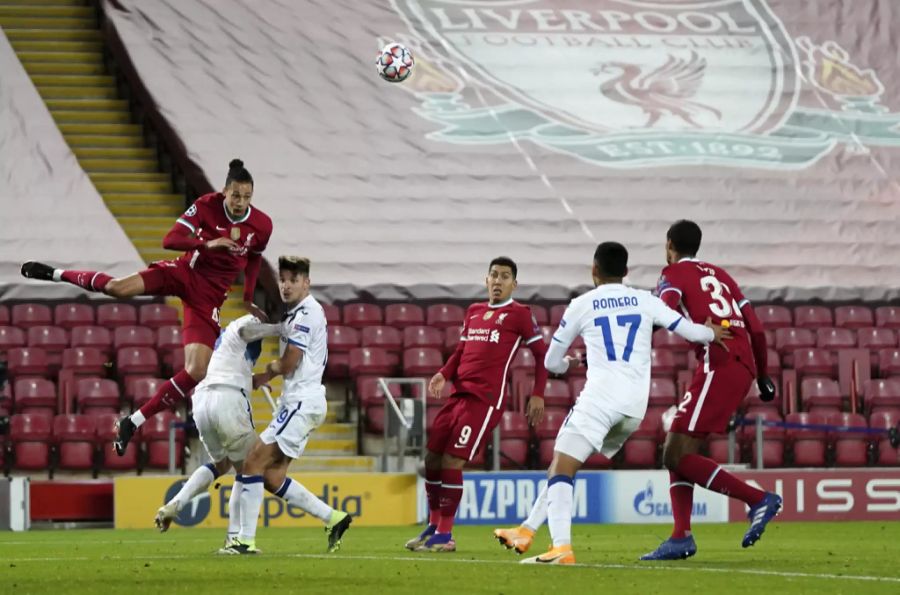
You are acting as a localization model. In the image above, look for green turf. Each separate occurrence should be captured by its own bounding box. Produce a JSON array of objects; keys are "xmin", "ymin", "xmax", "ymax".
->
[{"xmin": 1, "ymin": 522, "xmax": 898, "ymax": 594}]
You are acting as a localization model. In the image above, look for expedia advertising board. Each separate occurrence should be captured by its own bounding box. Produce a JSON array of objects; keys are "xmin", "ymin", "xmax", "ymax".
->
[
  {"xmin": 114, "ymin": 473, "xmax": 417, "ymax": 529},
  {"xmin": 447, "ymin": 471, "xmax": 728, "ymax": 525}
]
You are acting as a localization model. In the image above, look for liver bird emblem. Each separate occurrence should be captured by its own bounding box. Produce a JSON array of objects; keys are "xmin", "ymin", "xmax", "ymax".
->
[{"xmin": 593, "ymin": 51, "xmax": 721, "ymax": 128}]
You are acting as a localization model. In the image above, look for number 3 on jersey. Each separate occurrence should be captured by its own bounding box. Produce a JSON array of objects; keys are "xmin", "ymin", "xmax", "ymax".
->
[
  {"xmin": 594, "ymin": 314, "xmax": 641, "ymax": 362},
  {"xmin": 700, "ymin": 275, "xmax": 741, "ymax": 319}
]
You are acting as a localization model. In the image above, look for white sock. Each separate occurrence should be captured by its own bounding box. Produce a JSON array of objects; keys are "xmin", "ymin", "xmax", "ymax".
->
[
  {"xmin": 275, "ymin": 477, "xmax": 333, "ymax": 523},
  {"xmin": 547, "ymin": 476, "xmax": 574, "ymax": 548},
  {"xmin": 238, "ymin": 475, "xmax": 264, "ymax": 542},
  {"xmin": 523, "ymin": 484, "xmax": 548, "ymax": 532},
  {"xmin": 130, "ymin": 410, "xmax": 146, "ymax": 428},
  {"xmin": 169, "ymin": 464, "xmax": 216, "ymax": 510},
  {"xmin": 228, "ymin": 477, "xmax": 242, "ymax": 539},
  {"xmin": 52, "ymin": 269, "xmax": 63, "ymax": 282}
]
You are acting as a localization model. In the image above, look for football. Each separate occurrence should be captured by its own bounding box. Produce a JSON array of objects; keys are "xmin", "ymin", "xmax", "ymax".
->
[{"xmin": 376, "ymin": 42, "xmax": 414, "ymax": 83}]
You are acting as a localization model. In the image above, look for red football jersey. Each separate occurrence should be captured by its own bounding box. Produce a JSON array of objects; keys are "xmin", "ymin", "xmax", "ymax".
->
[
  {"xmin": 175, "ymin": 193, "xmax": 272, "ymax": 294},
  {"xmin": 657, "ymin": 259, "xmax": 755, "ymax": 374},
  {"xmin": 441, "ymin": 300, "xmax": 542, "ymax": 408}
]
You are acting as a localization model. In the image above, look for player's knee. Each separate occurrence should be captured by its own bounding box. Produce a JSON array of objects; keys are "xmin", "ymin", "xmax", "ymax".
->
[
  {"xmin": 184, "ymin": 359, "xmax": 208, "ymax": 381},
  {"xmin": 441, "ymin": 453, "xmax": 466, "ymax": 469},
  {"xmin": 104, "ymin": 278, "xmax": 126, "ymax": 298}
]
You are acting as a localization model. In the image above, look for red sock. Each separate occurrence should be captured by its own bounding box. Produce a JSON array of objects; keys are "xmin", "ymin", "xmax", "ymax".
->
[
  {"xmin": 135, "ymin": 369, "xmax": 198, "ymax": 425},
  {"xmin": 436, "ymin": 468, "xmax": 463, "ymax": 534},
  {"xmin": 669, "ymin": 471, "xmax": 694, "ymax": 539},
  {"xmin": 60, "ymin": 270, "xmax": 112, "ymax": 293},
  {"xmin": 425, "ymin": 467, "xmax": 442, "ymax": 526},
  {"xmin": 676, "ymin": 453, "xmax": 766, "ymax": 506}
]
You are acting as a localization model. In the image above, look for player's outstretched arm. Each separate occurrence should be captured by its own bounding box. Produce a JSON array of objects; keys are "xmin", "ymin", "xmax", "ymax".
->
[
  {"xmin": 429, "ymin": 339, "xmax": 464, "ymax": 398},
  {"xmin": 253, "ymin": 344, "xmax": 302, "ymax": 388},
  {"xmin": 525, "ymin": 337, "xmax": 549, "ymax": 426},
  {"xmin": 242, "ymin": 253, "xmax": 267, "ymax": 322},
  {"xmin": 740, "ymin": 302, "xmax": 776, "ymax": 401},
  {"xmin": 238, "ymin": 321, "xmax": 281, "ymax": 342},
  {"xmin": 161, "ymin": 220, "xmax": 238, "ymax": 253}
]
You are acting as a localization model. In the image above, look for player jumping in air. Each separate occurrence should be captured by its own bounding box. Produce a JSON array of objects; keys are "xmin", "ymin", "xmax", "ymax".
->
[
  {"xmin": 226, "ymin": 257, "xmax": 351, "ymax": 555},
  {"xmin": 641, "ymin": 220, "xmax": 780, "ymax": 561},
  {"xmin": 502, "ymin": 242, "xmax": 728, "ymax": 565},
  {"xmin": 20, "ymin": 159, "xmax": 272, "ymax": 456},
  {"xmin": 405, "ymin": 257, "xmax": 549, "ymax": 553}
]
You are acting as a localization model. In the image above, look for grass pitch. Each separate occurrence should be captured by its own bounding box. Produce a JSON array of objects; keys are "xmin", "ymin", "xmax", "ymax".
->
[{"xmin": 2, "ymin": 522, "xmax": 898, "ymax": 594}]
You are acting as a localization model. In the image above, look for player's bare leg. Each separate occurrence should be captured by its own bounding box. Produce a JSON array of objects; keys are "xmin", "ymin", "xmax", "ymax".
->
[
  {"xmin": 115, "ymin": 343, "xmax": 212, "ymax": 455},
  {"xmin": 406, "ymin": 449, "xmax": 444, "ymax": 550},
  {"xmin": 522, "ymin": 453, "xmax": 579, "ymax": 565},
  {"xmin": 415, "ymin": 452, "xmax": 465, "ymax": 552}
]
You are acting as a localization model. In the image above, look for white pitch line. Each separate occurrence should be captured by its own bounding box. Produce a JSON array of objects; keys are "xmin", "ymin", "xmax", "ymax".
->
[{"xmin": 6, "ymin": 551, "xmax": 900, "ymax": 584}]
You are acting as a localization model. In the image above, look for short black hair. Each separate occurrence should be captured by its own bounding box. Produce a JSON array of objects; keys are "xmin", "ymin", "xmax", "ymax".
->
[
  {"xmin": 225, "ymin": 158, "xmax": 254, "ymax": 187},
  {"xmin": 278, "ymin": 256, "xmax": 310, "ymax": 277},
  {"xmin": 593, "ymin": 242, "xmax": 628, "ymax": 277},
  {"xmin": 667, "ymin": 220, "xmax": 702, "ymax": 256},
  {"xmin": 489, "ymin": 256, "xmax": 517, "ymax": 279}
]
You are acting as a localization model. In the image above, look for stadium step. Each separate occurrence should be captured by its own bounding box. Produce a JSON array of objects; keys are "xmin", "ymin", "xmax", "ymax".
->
[
  {"xmin": 16, "ymin": 51, "xmax": 102, "ymax": 63},
  {"xmin": 73, "ymin": 147, "xmax": 155, "ymax": 159},
  {"xmin": 30, "ymin": 74, "xmax": 114, "ymax": 87},
  {"xmin": 9, "ymin": 39, "xmax": 103, "ymax": 53},
  {"xmin": 0, "ymin": 17, "xmax": 95, "ymax": 29},
  {"xmin": 46, "ymin": 98, "xmax": 129, "ymax": 112},
  {"xmin": 92, "ymin": 180, "xmax": 171, "ymax": 194},
  {"xmin": 102, "ymin": 192, "xmax": 183, "ymax": 205},
  {"xmin": 36, "ymin": 85, "xmax": 117, "ymax": 99},
  {"xmin": 1, "ymin": 0, "xmax": 87, "ymax": 5},
  {"xmin": 289, "ymin": 456, "xmax": 377, "ymax": 473},
  {"xmin": 78, "ymin": 158, "xmax": 158, "ymax": 172},
  {"xmin": 58, "ymin": 123, "xmax": 142, "ymax": 135},
  {"xmin": 63, "ymin": 135, "xmax": 144, "ymax": 148},
  {"xmin": 0, "ymin": 6, "xmax": 94, "ymax": 18},
  {"xmin": 23, "ymin": 62, "xmax": 105, "ymax": 75},
  {"xmin": 107, "ymin": 203, "xmax": 183, "ymax": 218},
  {"xmin": 3, "ymin": 28, "xmax": 100, "ymax": 41},
  {"xmin": 51, "ymin": 110, "xmax": 131, "ymax": 124}
]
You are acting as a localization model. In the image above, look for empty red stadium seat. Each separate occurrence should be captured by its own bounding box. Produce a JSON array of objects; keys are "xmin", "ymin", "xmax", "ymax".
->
[
  {"xmin": 869, "ymin": 410, "xmax": 900, "ymax": 466},
  {"xmin": 139, "ymin": 304, "xmax": 180, "ymax": 329},
  {"xmin": 116, "ymin": 347, "xmax": 160, "ymax": 380},
  {"xmin": 534, "ymin": 409, "xmax": 567, "ymax": 440},
  {"xmin": 325, "ymin": 352, "xmax": 349, "ymax": 379},
  {"xmin": 537, "ymin": 379, "xmax": 571, "ymax": 410},
  {"xmin": 649, "ymin": 378, "xmax": 677, "ymax": 407},
  {"xmin": 444, "ymin": 326, "xmax": 463, "ymax": 355},
  {"xmin": 384, "ymin": 304, "xmax": 425, "ymax": 328},
  {"xmin": 530, "ymin": 305, "xmax": 549, "ymax": 326},
  {"xmin": 113, "ymin": 326, "xmax": 156, "ymax": 351},
  {"xmin": 321, "ymin": 303, "xmax": 341, "ymax": 325},
  {"xmin": 0, "ymin": 305, "xmax": 8, "ymax": 325},
  {"xmin": 650, "ymin": 349, "xmax": 677, "ymax": 378},
  {"xmin": 402, "ymin": 326, "xmax": 443, "ymax": 351},
  {"xmin": 93, "ymin": 412, "xmax": 138, "ymax": 470},
  {"xmin": 537, "ymin": 440, "xmax": 556, "ymax": 467},
  {"xmin": 127, "ymin": 377, "xmax": 166, "ymax": 409},
  {"xmin": 499, "ymin": 411, "xmax": 530, "ymax": 439},
  {"xmin": 549, "ymin": 305, "xmax": 567, "ymax": 327},
  {"xmin": 879, "ymin": 349, "xmax": 900, "ymax": 378},
  {"xmin": 166, "ymin": 347, "xmax": 185, "ymax": 377},
  {"xmin": 793, "ymin": 349, "xmax": 836, "ymax": 380},
  {"xmin": 801, "ymin": 377, "xmax": 842, "ymax": 411},
  {"xmin": 356, "ymin": 377, "xmax": 405, "ymax": 406},
  {"xmin": 707, "ymin": 437, "xmax": 740, "ymax": 464},
  {"xmin": 27, "ymin": 326, "xmax": 68, "ymax": 371},
  {"xmin": 328, "ymin": 326, "xmax": 360, "ymax": 353},
  {"xmin": 875, "ymin": 306, "xmax": 900, "ymax": 330},
  {"xmin": 857, "ymin": 328, "xmax": 896, "ymax": 354},
  {"xmin": 54, "ymin": 303, "xmax": 95, "ymax": 330},
  {"xmin": 7, "ymin": 347, "xmax": 51, "ymax": 380},
  {"xmin": 53, "ymin": 414, "xmax": 97, "ymax": 471},
  {"xmin": 791, "ymin": 439, "xmax": 827, "ymax": 467},
  {"xmin": 511, "ymin": 348, "xmax": 535, "ymax": 370},
  {"xmin": 70, "ymin": 326, "xmax": 113, "ymax": 356},
  {"xmin": 500, "ymin": 438, "xmax": 529, "ymax": 468},
  {"xmin": 426, "ymin": 304, "xmax": 465, "ymax": 329},
  {"xmin": 402, "ymin": 347, "xmax": 443, "ymax": 377},
  {"xmin": 364, "ymin": 404, "xmax": 386, "ymax": 434},
  {"xmin": 652, "ymin": 329, "xmax": 691, "ymax": 352},
  {"xmin": 633, "ymin": 407, "xmax": 666, "ymax": 440},
  {"xmin": 13, "ymin": 377, "xmax": 57, "ymax": 415},
  {"xmin": 0, "ymin": 325, "xmax": 26, "ymax": 355},
  {"xmin": 741, "ymin": 406, "xmax": 785, "ymax": 439},
  {"xmin": 793, "ymin": 305, "xmax": 833, "ymax": 329},
  {"xmin": 750, "ymin": 439, "xmax": 785, "ymax": 468},
  {"xmin": 583, "ymin": 452, "xmax": 614, "ymax": 469},
  {"xmin": 816, "ymin": 328, "xmax": 856, "ymax": 350},
  {"xmin": 361, "ymin": 325, "xmax": 403, "ymax": 352},
  {"xmin": 96, "ymin": 303, "xmax": 137, "ymax": 328},
  {"xmin": 62, "ymin": 347, "xmax": 108, "ymax": 377},
  {"xmin": 834, "ymin": 306, "xmax": 874, "ymax": 329},
  {"xmin": 10, "ymin": 412, "xmax": 53, "ymax": 470},
  {"xmin": 12, "ymin": 303, "xmax": 52, "ymax": 329},
  {"xmin": 622, "ymin": 439, "xmax": 658, "ymax": 468},
  {"xmin": 785, "ymin": 411, "xmax": 832, "ymax": 441},
  {"xmin": 348, "ymin": 347, "xmax": 395, "ymax": 378},
  {"xmin": 77, "ymin": 378, "xmax": 120, "ymax": 414},
  {"xmin": 568, "ymin": 377, "xmax": 586, "ymax": 399},
  {"xmin": 756, "ymin": 305, "xmax": 792, "ymax": 329},
  {"xmin": 142, "ymin": 411, "xmax": 185, "ymax": 468},
  {"xmin": 775, "ymin": 328, "xmax": 816, "ymax": 356},
  {"xmin": 831, "ymin": 412, "xmax": 869, "ymax": 467},
  {"xmin": 864, "ymin": 378, "xmax": 900, "ymax": 412},
  {"xmin": 156, "ymin": 326, "xmax": 183, "ymax": 368},
  {"xmin": 342, "ymin": 303, "xmax": 383, "ymax": 328}
]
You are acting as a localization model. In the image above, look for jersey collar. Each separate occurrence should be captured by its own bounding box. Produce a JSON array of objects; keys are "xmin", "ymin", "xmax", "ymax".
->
[
  {"xmin": 223, "ymin": 200, "xmax": 252, "ymax": 224},
  {"xmin": 284, "ymin": 294, "xmax": 313, "ymax": 318},
  {"xmin": 488, "ymin": 298, "xmax": 514, "ymax": 309},
  {"xmin": 677, "ymin": 257, "xmax": 700, "ymax": 263}
]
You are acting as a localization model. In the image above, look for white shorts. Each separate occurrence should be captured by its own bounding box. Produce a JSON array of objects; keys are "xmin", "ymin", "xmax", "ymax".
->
[
  {"xmin": 192, "ymin": 384, "xmax": 256, "ymax": 463},
  {"xmin": 259, "ymin": 393, "xmax": 327, "ymax": 460},
  {"xmin": 554, "ymin": 404, "xmax": 641, "ymax": 463}
]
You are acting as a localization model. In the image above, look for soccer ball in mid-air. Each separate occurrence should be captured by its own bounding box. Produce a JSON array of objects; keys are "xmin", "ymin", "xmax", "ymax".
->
[{"xmin": 376, "ymin": 42, "xmax": 414, "ymax": 83}]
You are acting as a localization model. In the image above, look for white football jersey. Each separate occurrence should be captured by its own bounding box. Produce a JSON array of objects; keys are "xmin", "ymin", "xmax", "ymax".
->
[
  {"xmin": 550, "ymin": 283, "xmax": 710, "ymax": 418},
  {"xmin": 278, "ymin": 294, "xmax": 328, "ymax": 405},
  {"xmin": 198, "ymin": 314, "xmax": 264, "ymax": 395}
]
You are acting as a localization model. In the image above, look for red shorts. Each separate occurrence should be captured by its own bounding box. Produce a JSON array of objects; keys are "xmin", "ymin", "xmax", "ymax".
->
[
  {"xmin": 427, "ymin": 394, "xmax": 503, "ymax": 462},
  {"xmin": 670, "ymin": 359, "xmax": 754, "ymax": 437},
  {"xmin": 139, "ymin": 260, "xmax": 226, "ymax": 349}
]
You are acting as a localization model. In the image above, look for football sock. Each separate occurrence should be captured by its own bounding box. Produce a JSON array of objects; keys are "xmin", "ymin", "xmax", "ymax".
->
[
  {"xmin": 676, "ymin": 453, "xmax": 766, "ymax": 506},
  {"xmin": 273, "ymin": 477, "xmax": 333, "ymax": 523},
  {"xmin": 436, "ymin": 468, "xmax": 463, "ymax": 534},
  {"xmin": 238, "ymin": 475, "xmax": 265, "ymax": 543},
  {"xmin": 547, "ymin": 475, "xmax": 574, "ymax": 548},
  {"xmin": 132, "ymin": 369, "xmax": 198, "ymax": 428},
  {"xmin": 170, "ymin": 463, "xmax": 217, "ymax": 511},
  {"xmin": 669, "ymin": 471, "xmax": 694, "ymax": 539},
  {"xmin": 522, "ymin": 484, "xmax": 549, "ymax": 532},
  {"xmin": 228, "ymin": 476, "xmax": 243, "ymax": 540},
  {"xmin": 59, "ymin": 270, "xmax": 112, "ymax": 293},
  {"xmin": 425, "ymin": 467, "xmax": 442, "ymax": 526}
]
